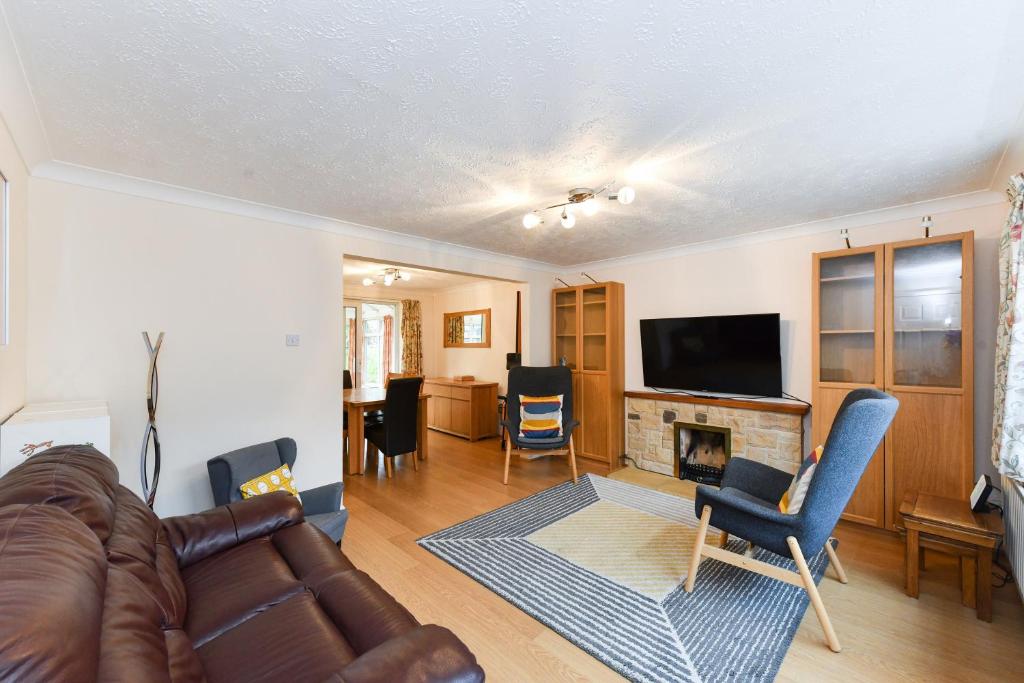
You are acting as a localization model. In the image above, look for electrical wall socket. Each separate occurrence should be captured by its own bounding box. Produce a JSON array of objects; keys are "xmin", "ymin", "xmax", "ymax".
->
[{"xmin": 285, "ymin": 334, "xmax": 300, "ymax": 347}]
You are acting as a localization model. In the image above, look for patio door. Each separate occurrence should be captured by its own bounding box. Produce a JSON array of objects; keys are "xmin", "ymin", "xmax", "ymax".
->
[{"xmin": 343, "ymin": 301, "xmax": 400, "ymax": 388}]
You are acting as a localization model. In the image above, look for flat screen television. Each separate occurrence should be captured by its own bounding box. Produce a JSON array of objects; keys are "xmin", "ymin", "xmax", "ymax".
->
[{"xmin": 639, "ymin": 313, "xmax": 783, "ymax": 397}]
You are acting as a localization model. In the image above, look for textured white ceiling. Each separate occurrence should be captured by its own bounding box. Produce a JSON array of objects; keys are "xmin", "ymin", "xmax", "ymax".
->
[{"xmin": 5, "ymin": 1, "xmax": 1023, "ymax": 265}]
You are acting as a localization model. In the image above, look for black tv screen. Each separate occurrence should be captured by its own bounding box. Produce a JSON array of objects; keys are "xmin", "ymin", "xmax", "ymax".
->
[{"xmin": 640, "ymin": 313, "xmax": 783, "ymax": 397}]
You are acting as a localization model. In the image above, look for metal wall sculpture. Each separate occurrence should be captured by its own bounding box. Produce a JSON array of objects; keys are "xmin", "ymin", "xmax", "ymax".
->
[{"xmin": 141, "ymin": 331, "xmax": 164, "ymax": 508}]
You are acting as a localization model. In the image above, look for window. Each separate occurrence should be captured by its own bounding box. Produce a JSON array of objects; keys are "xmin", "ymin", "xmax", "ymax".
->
[
  {"xmin": 0, "ymin": 169, "xmax": 8, "ymax": 346},
  {"xmin": 463, "ymin": 313, "xmax": 484, "ymax": 344},
  {"xmin": 342, "ymin": 300, "xmax": 400, "ymax": 388}
]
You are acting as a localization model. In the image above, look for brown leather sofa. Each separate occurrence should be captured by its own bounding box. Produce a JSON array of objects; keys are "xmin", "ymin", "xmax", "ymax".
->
[{"xmin": 0, "ymin": 445, "xmax": 484, "ymax": 682}]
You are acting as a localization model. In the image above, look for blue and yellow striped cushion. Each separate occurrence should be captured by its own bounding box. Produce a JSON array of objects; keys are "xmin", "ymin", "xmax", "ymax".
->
[{"xmin": 519, "ymin": 394, "xmax": 563, "ymax": 440}]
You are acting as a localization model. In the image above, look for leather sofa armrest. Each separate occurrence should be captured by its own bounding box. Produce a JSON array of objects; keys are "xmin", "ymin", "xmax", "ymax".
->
[
  {"xmin": 162, "ymin": 492, "xmax": 303, "ymax": 569},
  {"xmin": 300, "ymin": 481, "xmax": 343, "ymax": 515},
  {"xmin": 332, "ymin": 625, "xmax": 484, "ymax": 683}
]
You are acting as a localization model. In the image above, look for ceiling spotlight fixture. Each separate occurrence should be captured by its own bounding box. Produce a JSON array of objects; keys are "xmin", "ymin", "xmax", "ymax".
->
[
  {"xmin": 610, "ymin": 185, "xmax": 636, "ymax": 205},
  {"xmin": 361, "ymin": 267, "xmax": 412, "ymax": 287},
  {"xmin": 520, "ymin": 181, "xmax": 637, "ymax": 230}
]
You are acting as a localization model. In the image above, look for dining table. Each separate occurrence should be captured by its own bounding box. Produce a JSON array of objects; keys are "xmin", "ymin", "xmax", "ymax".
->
[{"xmin": 343, "ymin": 387, "xmax": 430, "ymax": 475}]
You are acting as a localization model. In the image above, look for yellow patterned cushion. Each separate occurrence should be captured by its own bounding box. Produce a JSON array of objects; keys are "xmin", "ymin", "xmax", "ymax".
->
[
  {"xmin": 239, "ymin": 464, "xmax": 301, "ymax": 501},
  {"xmin": 778, "ymin": 445, "xmax": 823, "ymax": 514}
]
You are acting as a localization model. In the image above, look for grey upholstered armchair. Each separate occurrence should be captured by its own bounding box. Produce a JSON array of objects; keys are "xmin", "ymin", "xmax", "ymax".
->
[
  {"xmin": 684, "ymin": 388, "xmax": 898, "ymax": 653},
  {"xmin": 207, "ymin": 437, "xmax": 348, "ymax": 544}
]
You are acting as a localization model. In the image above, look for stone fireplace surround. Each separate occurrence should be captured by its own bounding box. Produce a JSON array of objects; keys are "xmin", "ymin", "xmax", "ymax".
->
[{"xmin": 624, "ymin": 391, "xmax": 809, "ymax": 478}]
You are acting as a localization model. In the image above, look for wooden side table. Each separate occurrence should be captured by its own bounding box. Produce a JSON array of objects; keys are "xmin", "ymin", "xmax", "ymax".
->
[{"xmin": 900, "ymin": 492, "xmax": 1004, "ymax": 622}]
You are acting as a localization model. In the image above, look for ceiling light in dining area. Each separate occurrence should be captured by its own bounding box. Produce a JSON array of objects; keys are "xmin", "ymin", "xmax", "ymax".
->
[{"xmin": 362, "ymin": 267, "xmax": 411, "ymax": 287}]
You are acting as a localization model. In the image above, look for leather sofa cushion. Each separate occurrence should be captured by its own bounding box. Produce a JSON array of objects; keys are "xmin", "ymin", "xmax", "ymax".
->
[
  {"xmin": 0, "ymin": 445, "xmax": 118, "ymax": 543},
  {"xmin": 99, "ymin": 486, "xmax": 203, "ymax": 680},
  {"xmin": 313, "ymin": 570, "xmax": 419, "ymax": 656},
  {"xmin": 106, "ymin": 486, "xmax": 188, "ymax": 627},
  {"xmin": 0, "ymin": 504, "xmax": 106, "ymax": 681},
  {"xmin": 196, "ymin": 591, "xmax": 356, "ymax": 683},
  {"xmin": 270, "ymin": 521, "xmax": 356, "ymax": 583},
  {"xmin": 163, "ymin": 492, "xmax": 303, "ymax": 568},
  {"xmin": 183, "ymin": 536, "xmax": 306, "ymax": 647}
]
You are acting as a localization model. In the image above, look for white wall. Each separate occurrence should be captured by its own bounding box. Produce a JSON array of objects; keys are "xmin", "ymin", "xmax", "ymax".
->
[
  {"xmin": 27, "ymin": 178, "xmax": 349, "ymax": 516},
  {"xmin": 432, "ymin": 280, "xmax": 523, "ymax": 393},
  {"xmin": 24, "ymin": 175, "xmax": 557, "ymax": 516},
  {"xmin": 568, "ymin": 201, "xmax": 1007, "ymax": 480},
  {"xmin": 0, "ymin": 116, "xmax": 28, "ymax": 421}
]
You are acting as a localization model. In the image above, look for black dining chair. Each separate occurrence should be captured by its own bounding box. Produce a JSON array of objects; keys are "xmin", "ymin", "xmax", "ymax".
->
[{"xmin": 364, "ymin": 376, "xmax": 423, "ymax": 479}]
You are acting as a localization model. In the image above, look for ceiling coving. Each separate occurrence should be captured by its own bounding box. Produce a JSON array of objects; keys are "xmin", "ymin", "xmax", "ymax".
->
[
  {"xmin": 3, "ymin": 2, "xmax": 1024, "ymax": 265},
  {"xmin": 522, "ymin": 184, "xmax": 635, "ymax": 230}
]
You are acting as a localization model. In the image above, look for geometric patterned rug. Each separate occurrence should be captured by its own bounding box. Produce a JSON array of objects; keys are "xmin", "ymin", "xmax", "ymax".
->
[{"xmin": 418, "ymin": 474, "xmax": 832, "ymax": 683}]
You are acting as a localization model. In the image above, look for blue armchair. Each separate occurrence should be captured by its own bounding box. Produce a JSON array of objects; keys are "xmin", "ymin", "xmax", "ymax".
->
[
  {"xmin": 207, "ymin": 437, "xmax": 348, "ymax": 544},
  {"xmin": 683, "ymin": 388, "xmax": 898, "ymax": 653},
  {"xmin": 501, "ymin": 366, "xmax": 579, "ymax": 485}
]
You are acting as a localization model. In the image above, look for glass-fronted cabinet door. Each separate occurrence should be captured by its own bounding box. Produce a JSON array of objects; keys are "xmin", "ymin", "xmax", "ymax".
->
[
  {"xmin": 889, "ymin": 239, "xmax": 965, "ymax": 388},
  {"xmin": 814, "ymin": 247, "xmax": 883, "ymax": 386},
  {"xmin": 581, "ymin": 285, "xmax": 608, "ymax": 371},
  {"xmin": 885, "ymin": 233, "xmax": 973, "ymax": 529},
  {"xmin": 553, "ymin": 288, "xmax": 579, "ymax": 371},
  {"xmin": 813, "ymin": 245, "xmax": 885, "ymax": 527}
]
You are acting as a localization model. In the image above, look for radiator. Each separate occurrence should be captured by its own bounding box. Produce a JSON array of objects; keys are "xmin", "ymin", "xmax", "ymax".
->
[{"xmin": 1004, "ymin": 475, "xmax": 1024, "ymax": 601}]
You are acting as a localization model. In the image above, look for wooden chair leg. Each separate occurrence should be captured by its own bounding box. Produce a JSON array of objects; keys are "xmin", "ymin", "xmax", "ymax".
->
[
  {"xmin": 824, "ymin": 537, "xmax": 848, "ymax": 584},
  {"xmin": 411, "ymin": 450, "xmax": 419, "ymax": 471},
  {"xmin": 384, "ymin": 456, "xmax": 393, "ymax": 479},
  {"xmin": 568, "ymin": 435, "xmax": 578, "ymax": 484},
  {"xmin": 787, "ymin": 536, "xmax": 841, "ymax": 653},
  {"xmin": 684, "ymin": 506, "xmax": 712, "ymax": 593},
  {"xmin": 503, "ymin": 439, "xmax": 512, "ymax": 485}
]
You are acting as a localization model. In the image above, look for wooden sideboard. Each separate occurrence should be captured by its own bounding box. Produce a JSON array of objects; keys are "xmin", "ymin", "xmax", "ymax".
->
[{"xmin": 424, "ymin": 378, "xmax": 499, "ymax": 441}]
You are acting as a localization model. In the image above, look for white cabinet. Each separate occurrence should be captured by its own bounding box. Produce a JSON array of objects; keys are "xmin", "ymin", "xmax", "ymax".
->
[{"xmin": 0, "ymin": 401, "xmax": 111, "ymax": 475}]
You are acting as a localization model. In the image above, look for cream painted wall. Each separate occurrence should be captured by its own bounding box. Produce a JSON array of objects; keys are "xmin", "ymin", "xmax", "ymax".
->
[
  {"xmin": 24, "ymin": 177, "xmax": 557, "ymax": 516},
  {"xmin": 0, "ymin": 116, "xmax": 28, "ymax": 421},
  {"xmin": 432, "ymin": 280, "xmax": 523, "ymax": 393},
  {"xmin": 568, "ymin": 202, "xmax": 1007, "ymax": 480},
  {"xmin": 27, "ymin": 177, "xmax": 349, "ymax": 516}
]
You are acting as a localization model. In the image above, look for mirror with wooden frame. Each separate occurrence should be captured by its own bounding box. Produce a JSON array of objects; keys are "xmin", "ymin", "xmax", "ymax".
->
[{"xmin": 444, "ymin": 308, "xmax": 491, "ymax": 348}]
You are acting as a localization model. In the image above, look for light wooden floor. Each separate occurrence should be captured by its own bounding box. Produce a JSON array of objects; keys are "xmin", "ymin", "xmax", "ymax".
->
[{"xmin": 341, "ymin": 431, "xmax": 1023, "ymax": 682}]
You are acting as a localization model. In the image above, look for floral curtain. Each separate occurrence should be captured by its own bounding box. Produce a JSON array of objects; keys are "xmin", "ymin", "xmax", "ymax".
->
[
  {"xmin": 446, "ymin": 315, "xmax": 464, "ymax": 346},
  {"xmin": 400, "ymin": 300, "xmax": 423, "ymax": 375},
  {"xmin": 992, "ymin": 173, "xmax": 1024, "ymax": 481},
  {"xmin": 382, "ymin": 315, "xmax": 394, "ymax": 378},
  {"xmin": 345, "ymin": 317, "xmax": 357, "ymax": 375}
]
